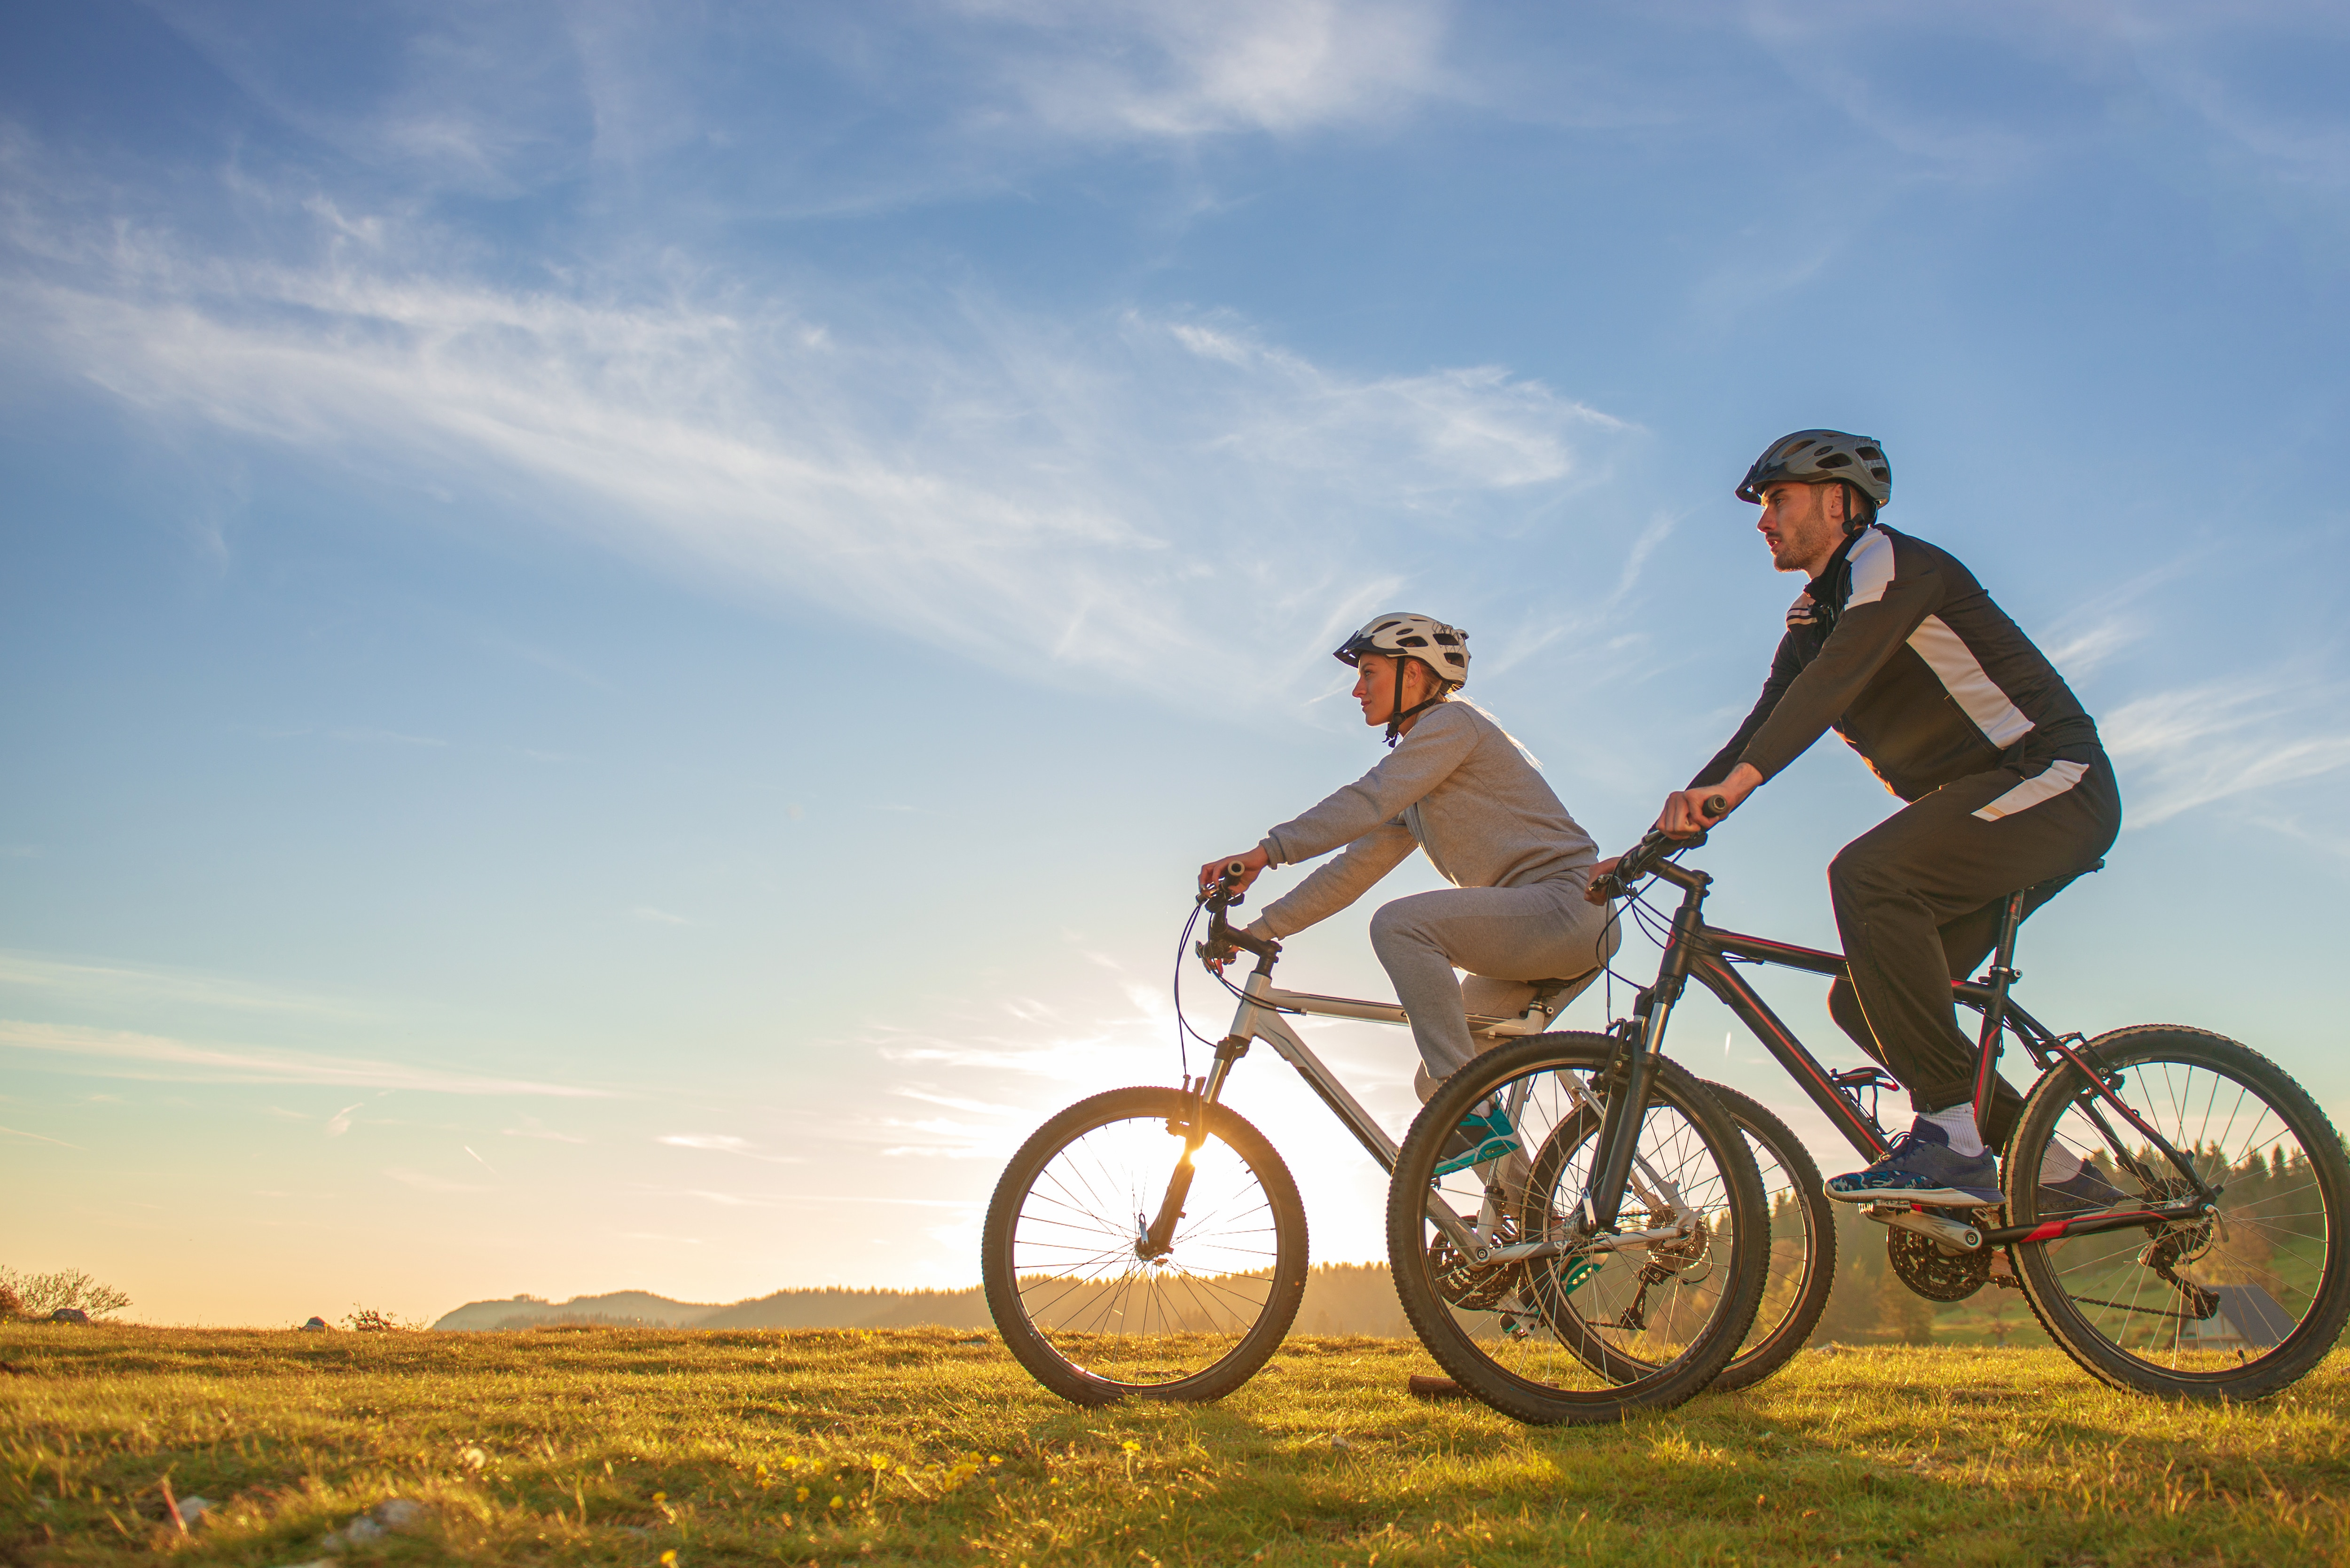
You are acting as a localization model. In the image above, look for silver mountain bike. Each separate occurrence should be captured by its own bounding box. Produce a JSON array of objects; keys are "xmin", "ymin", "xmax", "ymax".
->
[{"xmin": 980, "ymin": 862, "xmax": 1769, "ymax": 1419}]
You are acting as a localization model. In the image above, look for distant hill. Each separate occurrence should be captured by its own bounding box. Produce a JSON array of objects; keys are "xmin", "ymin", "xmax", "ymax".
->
[
  {"xmin": 433, "ymin": 1264, "xmax": 1409, "ymax": 1334},
  {"xmin": 432, "ymin": 1291, "xmax": 728, "ymax": 1331}
]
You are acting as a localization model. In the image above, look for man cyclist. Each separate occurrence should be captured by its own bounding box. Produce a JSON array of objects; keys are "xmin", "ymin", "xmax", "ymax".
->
[
  {"xmin": 1614, "ymin": 431, "xmax": 2121, "ymax": 1207},
  {"xmin": 1200, "ymin": 613, "xmax": 1617, "ymax": 1137}
]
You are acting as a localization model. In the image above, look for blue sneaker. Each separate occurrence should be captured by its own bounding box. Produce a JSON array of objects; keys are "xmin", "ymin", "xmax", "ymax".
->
[
  {"xmin": 1827, "ymin": 1117, "xmax": 2001, "ymax": 1206},
  {"xmin": 2037, "ymin": 1144, "xmax": 2133, "ymax": 1213},
  {"xmin": 1434, "ymin": 1102, "xmax": 1520, "ymax": 1177}
]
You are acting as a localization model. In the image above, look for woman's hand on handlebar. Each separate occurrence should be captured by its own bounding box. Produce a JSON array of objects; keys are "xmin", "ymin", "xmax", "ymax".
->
[
  {"xmin": 1584, "ymin": 857, "xmax": 1621, "ymax": 904},
  {"xmin": 1198, "ymin": 845, "xmax": 1270, "ymax": 899}
]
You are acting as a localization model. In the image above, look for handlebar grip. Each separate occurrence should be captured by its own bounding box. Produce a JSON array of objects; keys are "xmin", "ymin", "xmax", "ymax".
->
[
  {"xmin": 1702, "ymin": 794, "xmax": 1729, "ymax": 820},
  {"xmin": 1222, "ymin": 860, "xmax": 1250, "ymax": 881}
]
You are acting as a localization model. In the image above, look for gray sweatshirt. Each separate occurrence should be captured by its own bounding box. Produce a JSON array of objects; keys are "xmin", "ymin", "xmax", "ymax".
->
[{"xmin": 1251, "ymin": 700, "xmax": 1598, "ymax": 940}]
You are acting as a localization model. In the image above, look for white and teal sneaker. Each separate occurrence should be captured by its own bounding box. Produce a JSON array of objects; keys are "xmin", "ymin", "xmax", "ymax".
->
[{"xmin": 1434, "ymin": 1102, "xmax": 1520, "ymax": 1177}]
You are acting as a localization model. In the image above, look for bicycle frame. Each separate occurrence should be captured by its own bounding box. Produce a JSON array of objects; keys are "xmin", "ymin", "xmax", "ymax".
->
[
  {"xmin": 1597, "ymin": 850, "xmax": 2222, "ymax": 1254},
  {"xmin": 1171, "ymin": 909, "xmax": 1570, "ymax": 1260}
]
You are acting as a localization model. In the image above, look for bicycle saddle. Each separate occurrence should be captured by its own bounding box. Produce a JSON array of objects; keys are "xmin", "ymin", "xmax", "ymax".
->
[{"xmin": 2015, "ymin": 857, "xmax": 2105, "ymax": 915}]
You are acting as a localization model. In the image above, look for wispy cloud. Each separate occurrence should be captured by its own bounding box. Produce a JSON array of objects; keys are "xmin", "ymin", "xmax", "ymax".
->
[
  {"xmin": 326, "ymin": 727, "xmax": 449, "ymax": 747},
  {"xmin": 0, "ymin": 1124, "xmax": 81, "ymax": 1149},
  {"xmin": 501, "ymin": 1116, "xmax": 589, "ymax": 1144},
  {"xmin": 2103, "ymin": 674, "xmax": 2350, "ymax": 826},
  {"xmin": 323, "ymin": 1101, "xmax": 364, "ymax": 1137},
  {"xmin": 0, "ymin": 1019, "xmax": 611, "ymax": 1098},
  {"xmin": 949, "ymin": 0, "xmax": 1453, "ymax": 141},
  {"xmin": 3, "ymin": 176, "xmax": 1636, "ymax": 716},
  {"xmin": 0, "ymin": 950, "xmax": 354, "ymax": 1018},
  {"xmin": 384, "ymin": 1166, "xmax": 490, "ymax": 1194},
  {"xmin": 656, "ymin": 1133, "xmax": 805, "ymax": 1163},
  {"xmin": 632, "ymin": 907, "xmax": 690, "ymax": 926}
]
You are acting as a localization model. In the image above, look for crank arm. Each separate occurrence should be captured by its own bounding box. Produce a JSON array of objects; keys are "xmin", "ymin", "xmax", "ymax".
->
[
  {"xmin": 1485, "ymin": 1220, "xmax": 1694, "ymax": 1265},
  {"xmin": 1862, "ymin": 1203, "xmax": 1986, "ymax": 1252}
]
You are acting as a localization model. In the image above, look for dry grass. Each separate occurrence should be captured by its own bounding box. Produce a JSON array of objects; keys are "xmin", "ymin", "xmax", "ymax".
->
[{"xmin": 3, "ymin": 1325, "xmax": 2347, "ymax": 1565}]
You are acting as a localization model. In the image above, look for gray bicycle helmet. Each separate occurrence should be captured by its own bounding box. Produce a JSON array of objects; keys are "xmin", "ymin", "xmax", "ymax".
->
[{"xmin": 1736, "ymin": 430, "xmax": 1892, "ymax": 510}]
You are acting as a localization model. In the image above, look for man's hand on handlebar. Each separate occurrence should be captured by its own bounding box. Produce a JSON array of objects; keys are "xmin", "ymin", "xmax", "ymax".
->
[
  {"xmin": 1198, "ymin": 845, "xmax": 1270, "ymax": 900},
  {"xmin": 1654, "ymin": 764, "xmax": 1762, "ymax": 839},
  {"xmin": 1586, "ymin": 766, "xmax": 1764, "ymax": 903}
]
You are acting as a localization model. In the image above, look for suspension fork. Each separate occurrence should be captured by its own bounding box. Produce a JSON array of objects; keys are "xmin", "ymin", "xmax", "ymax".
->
[
  {"xmin": 1139, "ymin": 946, "xmax": 1268, "ymax": 1260},
  {"xmin": 1137, "ymin": 1048, "xmax": 1240, "ymax": 1258},
  {"xmin": 1583, "ymin": 870, "xmax": 1706, "ymax": 1231}
]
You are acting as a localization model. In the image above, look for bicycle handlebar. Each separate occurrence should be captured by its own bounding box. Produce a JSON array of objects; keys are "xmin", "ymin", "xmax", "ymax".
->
[
  {"xmin": 1593, "ymin": 826, "xmax": 1709, "ymax": 902},
  {"xmin": 1196, "ymin": 858, "xmax": 1252, "ymax": 907},
  {"xmin": 1590, "ymin": 794, "xmax": 1730, "ymax": 901},
  {"xmin": 1195, "ymin": 861, "xmax": 1280, "ymax": 969}
]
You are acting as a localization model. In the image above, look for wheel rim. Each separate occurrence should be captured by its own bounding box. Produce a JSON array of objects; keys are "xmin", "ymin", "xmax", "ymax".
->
[
  {"xmin": 1426, "ymin": 1063, "xmax": 1747, "ymax": 1392},
  {"xmin": 1006, "ymin": 1110, "xmax": 1284, "ymax": 1388},
  {"xmin": 2022, "ymin": 1052, "xmax": 2334, "ymax": 1378},
  {"xmin": 1737, "ymin": 1121, "xmax": 1820, "ymax": 1366}
]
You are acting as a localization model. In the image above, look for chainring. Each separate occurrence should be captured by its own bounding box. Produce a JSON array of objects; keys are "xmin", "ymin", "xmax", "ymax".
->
[
  {"xmin": 1426, "ymin": 1225, "xmax": 1521, "ymax": 1313},
  {"xmin": 1885, "ymin": 1223, "xmax": 1991, "ymax": 1302}
]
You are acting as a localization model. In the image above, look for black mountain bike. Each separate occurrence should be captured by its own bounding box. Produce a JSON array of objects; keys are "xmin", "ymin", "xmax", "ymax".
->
[{"xmin": 1393, "ymin": 821, "xmax": 2350, "ymax": 1410}]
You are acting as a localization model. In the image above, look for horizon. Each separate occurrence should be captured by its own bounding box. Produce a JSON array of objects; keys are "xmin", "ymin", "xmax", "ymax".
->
[{"xmin": 5, "ymin": 0, "xmax": 2348, "ymax": 1326}]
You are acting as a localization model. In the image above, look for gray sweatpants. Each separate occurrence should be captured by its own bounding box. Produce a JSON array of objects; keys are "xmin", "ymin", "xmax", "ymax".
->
[{"xmin": 1368, "ymin": 877, "xmax": 1618, "ymax": 1085}]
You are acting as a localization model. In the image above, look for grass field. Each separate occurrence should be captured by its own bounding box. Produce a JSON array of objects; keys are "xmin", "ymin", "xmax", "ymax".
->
[{"xmin": 4, "ymin": 1326, "xmax": 2347, "ymax": 1567}]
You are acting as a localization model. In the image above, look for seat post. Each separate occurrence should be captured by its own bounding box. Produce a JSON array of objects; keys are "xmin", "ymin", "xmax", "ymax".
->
[{"xmin": 1970, "ymin": 888, "xmax": 2029, "ymax": 1135}]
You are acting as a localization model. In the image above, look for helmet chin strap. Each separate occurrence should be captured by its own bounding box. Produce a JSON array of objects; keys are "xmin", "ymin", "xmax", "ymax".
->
[{"xmin": 1384, "ymin": 661, "xmax": 1446, "ymax": 747}]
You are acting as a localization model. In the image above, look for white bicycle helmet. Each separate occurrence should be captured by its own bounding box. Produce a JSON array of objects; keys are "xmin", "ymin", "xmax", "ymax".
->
[
  {"xmin": 1334, "ymin": 613, "xmax": 1468, "ymax": 745},
  {"xmin": 1737, "ymin": 430, "xmax": 1892, "ymax": 528}
]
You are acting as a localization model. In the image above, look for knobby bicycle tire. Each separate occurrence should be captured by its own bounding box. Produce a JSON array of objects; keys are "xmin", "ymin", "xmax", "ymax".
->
[
  {"xmin": 1386, "ymin": 1033, "xmax": 1768, "ymax": 1425},
  {"xmin": 1699, "ymin": 1083, "xmax": 1835, "ymax": 1390},
  {"xmin": 982, "ymin": 1086, "xmax": 1308, "ymax": 1405},
  {"xmin": 2007, "ymin": 1026, "xmax": 2350, "ymax": 1402}
]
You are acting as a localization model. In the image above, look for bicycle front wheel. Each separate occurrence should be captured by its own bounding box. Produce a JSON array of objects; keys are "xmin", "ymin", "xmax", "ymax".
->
[
  {"xmin": 1386, "ymin": 1033, "xmax": 1768, "ymax": 1424},
  {"xmin": 1700, "ymin": 1083, "xmax": 1835, "ymax": 1390},
  {"xmin": 2008, "ymin": 1027, "xmax": 2350, "ymax": 1401},
  {"xmin": 982, "ymin": 1086, "xmax": 1308, "ymax": 1405}
]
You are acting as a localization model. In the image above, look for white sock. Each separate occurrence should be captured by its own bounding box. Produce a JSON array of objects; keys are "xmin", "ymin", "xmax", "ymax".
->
[
  {"xmin": 1920, "ymin": 1102, "xmax": 1985, "ymax": 1158},
  {"xmin": 2039, "ymin": 1144, "xmax": 2087, "ymax": 1184}
]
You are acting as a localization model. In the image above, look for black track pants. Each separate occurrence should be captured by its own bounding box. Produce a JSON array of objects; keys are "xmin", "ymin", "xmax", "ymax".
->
[{"xmin": 1825, "ymin": 751, "xmax": 2122, "ymax": 1128}]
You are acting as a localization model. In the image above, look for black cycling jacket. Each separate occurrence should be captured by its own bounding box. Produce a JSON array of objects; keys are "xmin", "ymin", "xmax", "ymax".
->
[{"xmin": 1692, "ymin": 525, "xmax": 2100, "ymax": 803}]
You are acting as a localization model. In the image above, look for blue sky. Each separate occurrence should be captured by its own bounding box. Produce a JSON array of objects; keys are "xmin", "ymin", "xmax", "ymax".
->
[{"xmin": 4, "ymin": 0, "xmax": 2346, "ymax": 1325}]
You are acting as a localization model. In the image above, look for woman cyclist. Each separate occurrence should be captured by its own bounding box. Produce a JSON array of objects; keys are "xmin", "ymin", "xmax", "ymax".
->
[{"xmin": 1199, "ymin": 613, "xmax": 1617, "ymax": 1117}]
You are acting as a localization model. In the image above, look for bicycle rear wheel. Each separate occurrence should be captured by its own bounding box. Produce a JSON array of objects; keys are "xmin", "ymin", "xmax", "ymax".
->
[
  {"xmin": 982, "ymin": 1086, "xmax": 1308, "ymax": 1405},
  {"xmin": 1386, "ymin": 1033, "xmax": 1767, "ymax": 1424},
  {"xmin": 2008, "ymin": 1027, "xmax": 2350, "ymax": 1401}
]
